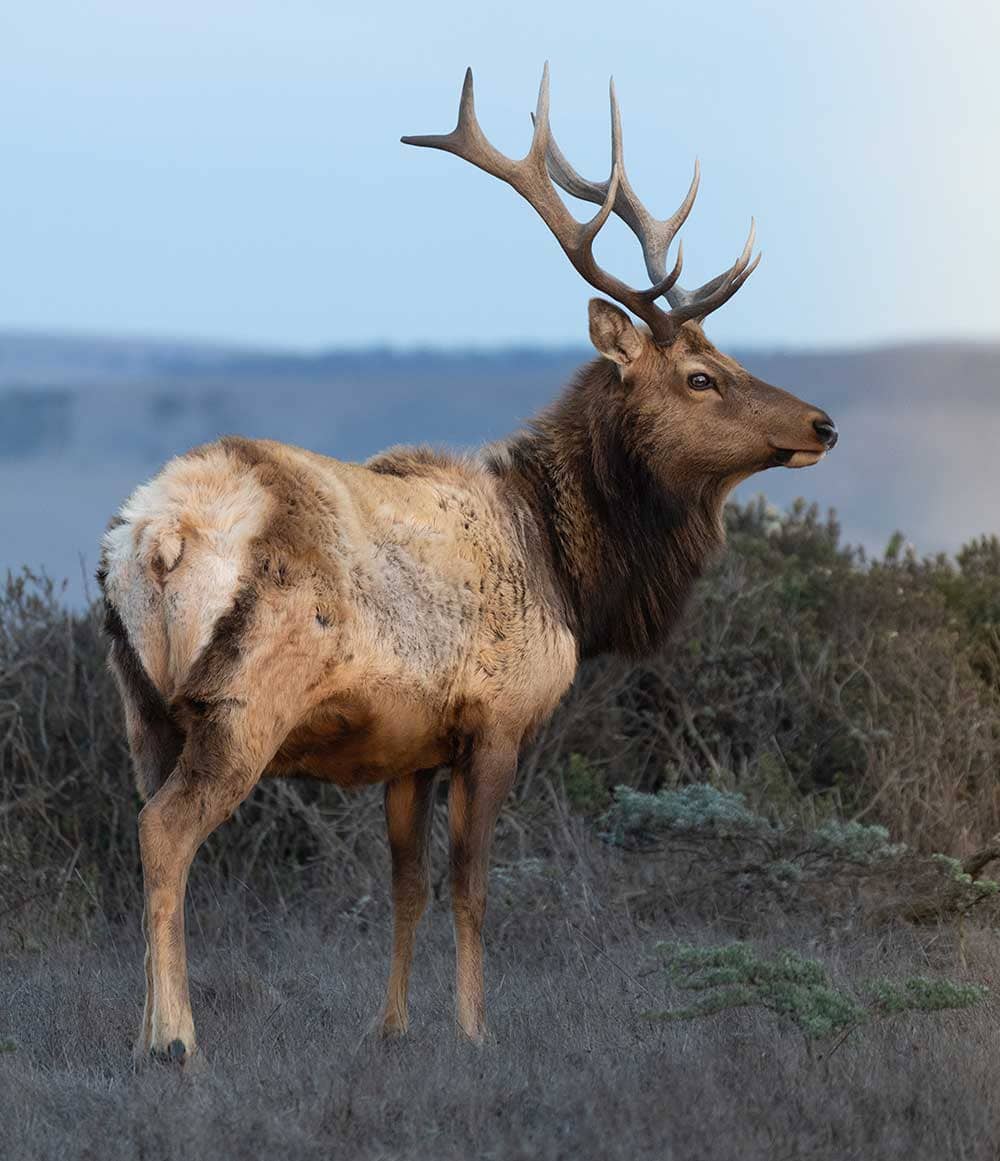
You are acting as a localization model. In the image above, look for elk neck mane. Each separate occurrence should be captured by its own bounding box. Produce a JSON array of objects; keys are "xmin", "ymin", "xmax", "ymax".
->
[{"xmin": 486, "ymin": 357, "xmax": 727, "ymax": 660}]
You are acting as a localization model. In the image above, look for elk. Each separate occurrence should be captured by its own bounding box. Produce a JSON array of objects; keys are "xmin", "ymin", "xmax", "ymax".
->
[{"xmin": 98, "ymin": 65, "xmax": 836, "ymax": 1067}]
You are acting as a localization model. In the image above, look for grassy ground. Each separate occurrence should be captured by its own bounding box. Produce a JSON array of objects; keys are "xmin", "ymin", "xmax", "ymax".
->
[{"xmin": 4, "ymin": 822, "xmax": 1000, "ymax": 1161}]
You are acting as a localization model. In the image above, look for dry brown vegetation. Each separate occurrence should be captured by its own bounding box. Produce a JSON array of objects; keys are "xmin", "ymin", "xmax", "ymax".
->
[{"xmin": 3, "ymin": 500, "xmax": 1000, "ymax": 1159}]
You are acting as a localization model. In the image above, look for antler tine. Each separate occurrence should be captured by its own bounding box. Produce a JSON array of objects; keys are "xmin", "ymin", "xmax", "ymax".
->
[
  {"xmin": 665, "ymin": 216, "xmax": 755, "ymax": 308},
  {"xmin": 630, "ymin": 160, "xmax": 700, "ymax": 288},
  {"xmin": 576, "ymin": 78, "xmax": 624, "ymax": 249},
  {"xmin": 538, "ymin": 89, "xmax": 761, "ymax": 327},
  {"xmin": 524, "ymin": 65, "xmax": 625, "ymax": 271},
  {"xmin": 527, "ymin": 62, "xmax": 553, "ymax": 162},
  {"xmin": 537, "ymin": 99, "xmax": 699, "ymax": 290},
  {"xmin": 403, "ymin": 66, "xmax": 680, "ymax": 345},
  {"xmin": 667, "ymin": 219, "xmax": 761, "ymax": 323},
  {"xmin": 401, "ymin": 67, "xmax": 510, "ymax": 180},
  {"xmin": 640, "ymin": 240, "xmax": 685, "ymax": 301}
]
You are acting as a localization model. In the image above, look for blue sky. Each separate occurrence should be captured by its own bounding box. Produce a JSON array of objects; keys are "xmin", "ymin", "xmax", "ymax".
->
[{"xmin": 2, "ymin": 0, "xmax": 998, "ymax": 349}]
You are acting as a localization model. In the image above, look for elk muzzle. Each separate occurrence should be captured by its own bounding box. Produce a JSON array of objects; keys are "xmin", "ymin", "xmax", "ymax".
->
[{"xmin": 768, "ymin": 407, "xmax": 838, "ymax": 469}]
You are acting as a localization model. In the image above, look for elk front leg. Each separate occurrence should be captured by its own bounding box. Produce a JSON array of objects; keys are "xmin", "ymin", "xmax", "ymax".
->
[
  {"xmin": 134, "ymin": 711, "xmax": 273, "ymax": 1067},
  {"xmin": 448, "ymin": 744, "xmax": 518, "ymax": 1043},
  {"xmin": 136, "ymin": 902, "xmax": 155, "ymax": 1060},
  {"xmin": 378, "ymin": 769, "xmax": 437, "ymax": 1037}
]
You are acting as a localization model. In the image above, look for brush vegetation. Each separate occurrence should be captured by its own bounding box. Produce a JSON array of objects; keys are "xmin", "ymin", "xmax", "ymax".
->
[{"xmin": 2, "ymin": 499, "xmax": 1000, "ymax": 1159}]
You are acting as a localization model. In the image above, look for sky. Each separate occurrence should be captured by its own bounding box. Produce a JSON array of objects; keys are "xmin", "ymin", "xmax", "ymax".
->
[{"xmin": 2, "ymin": 0, "xmax": 998, "ymax": 350}]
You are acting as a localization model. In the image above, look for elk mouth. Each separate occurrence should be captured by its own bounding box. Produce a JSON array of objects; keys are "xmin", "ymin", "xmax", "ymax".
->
[{"xmin": 769, "ymin": 447, "xmax": 825, "ymax": 469}]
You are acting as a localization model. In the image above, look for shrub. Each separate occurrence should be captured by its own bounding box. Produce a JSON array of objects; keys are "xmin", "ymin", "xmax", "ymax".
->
[
  {"xmin": 870, "ymin": 976, "xmax": 988, "ymax": 1014},
  {"xmin": 599, "ymin": 782, "xmax": 905, "ymax": 881},
  {"xmin": 807, "ymin": 820, "xmax": 906, "ymax": 866},
  {"xmin": 561, "ymin": 753, "xmax": 608, "ymax": 814},
  {"xmin": 651, "ymin": 942, "xmax": 866, "ymax": 1039},
  {"xmin": 923, "ymin": 854, "xmax": 1000, "ymax": 918},
  {"xmin": 650, "ymin": 941, "xmax": 988, "ymax": 1040},
  {"xmin": 600, "ymin": 784, "xmax": 778, "ymax": 849}
]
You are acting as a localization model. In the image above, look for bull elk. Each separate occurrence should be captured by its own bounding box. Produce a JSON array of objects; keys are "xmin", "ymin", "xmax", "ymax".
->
[{"xmin": 98, "ymin": 65, "xmax": 836, "ymax": 1066}]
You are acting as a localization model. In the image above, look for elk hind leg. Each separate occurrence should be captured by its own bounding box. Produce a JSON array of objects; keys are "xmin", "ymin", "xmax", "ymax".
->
[
  {"xmin": 108, "ymin": 632, "xmax": 185, "ymax": 1058},
  {"xmin": 135, "ymin": 706, "xmax": 277, "ymax": 1066},
  {"xmin": 379, "ymin": 769, "xmax": 437, "ymax": 1036}
]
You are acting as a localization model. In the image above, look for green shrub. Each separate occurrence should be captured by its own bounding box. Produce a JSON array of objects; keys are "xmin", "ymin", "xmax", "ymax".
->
[
  {"xmin": 650, "ymin": 942, "xmax": 989, "ymax": 1040},
  {"xmin": 599, "ymin": 783, "xmax": 905, "ymax": 884},
  {"xmin": 561, "ymin": 753, "xmax": 608, "ymax": 814},
  {"xmin": 651, "ymin": 942, "xmax": 865, "ymax": 1039},
  {"xmin": 870, "ymin": 976, "xmax": 988, "ymax": 1014},
  {"xmin": 929, "ymin": 854, "xmax": 1000, "ymax": 913},
  {"xmin": 808, "ymin": 820, "xmax": 906, "ymax": 865},
  {"xmin": 601, "ymin": 784, "xmax": 778, "ymax": 849}
]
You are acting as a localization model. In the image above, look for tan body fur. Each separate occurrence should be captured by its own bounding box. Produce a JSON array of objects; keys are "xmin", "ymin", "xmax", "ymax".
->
[{"xmin": 106, "ymin": 436, "xmax": 577, "ymax": 787}]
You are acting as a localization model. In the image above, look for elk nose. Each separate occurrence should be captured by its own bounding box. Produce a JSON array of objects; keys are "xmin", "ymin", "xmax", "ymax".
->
[{"xmin": 813, "ymin": 417, "xmax": 838, "ymax": 449}]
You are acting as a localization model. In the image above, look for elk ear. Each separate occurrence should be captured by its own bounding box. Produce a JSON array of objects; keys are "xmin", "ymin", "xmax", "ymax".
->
[{"xmin": 588, "ymin": 299, "xmax": 644, "ymax": 368}]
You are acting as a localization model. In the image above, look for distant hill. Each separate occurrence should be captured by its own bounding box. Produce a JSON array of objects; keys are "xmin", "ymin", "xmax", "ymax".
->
[{"xmin": 1, "ymin": 330, "xmax": 997, "ymax": 600}]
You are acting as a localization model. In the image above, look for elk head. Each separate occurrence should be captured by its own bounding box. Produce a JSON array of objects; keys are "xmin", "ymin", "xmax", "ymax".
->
[{"xmin": 403, "ymin": 66, "xmax": 837, "ymax": 489}]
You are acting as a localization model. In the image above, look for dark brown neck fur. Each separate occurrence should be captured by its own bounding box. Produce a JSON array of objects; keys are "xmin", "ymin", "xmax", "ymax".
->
[{"xmin": 487, "ymin": 358, "xmax": 726, "ymax": 660}]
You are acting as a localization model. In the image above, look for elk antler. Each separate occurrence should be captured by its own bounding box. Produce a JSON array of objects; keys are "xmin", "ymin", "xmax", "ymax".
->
[
  {"xmin": 540, "ymin": 133, "xmax": 760, "ymax": 324},
  {"xmin": 402, "ymin": 66, "xmax": 760, "ymax": 342}
]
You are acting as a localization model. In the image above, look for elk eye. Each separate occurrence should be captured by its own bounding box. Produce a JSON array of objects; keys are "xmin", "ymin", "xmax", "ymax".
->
[{"xmin": 688, "ymin": 372, "xmax": 716, "ymax": 391}]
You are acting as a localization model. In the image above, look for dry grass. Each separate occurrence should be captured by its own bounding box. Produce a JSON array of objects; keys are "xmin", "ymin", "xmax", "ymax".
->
[{"xmin": 4, "ymin": 834, "xmax": 1000, "ymax": 1161}]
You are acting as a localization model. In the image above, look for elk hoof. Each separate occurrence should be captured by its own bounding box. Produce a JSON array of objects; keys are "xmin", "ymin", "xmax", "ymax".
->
[
  {"xmin": 146, "ymin": 1038, "xmax": 186, "ymax": 1066},
  {"xmin": 377, "ymin": 1014, "xmax": 409, "ymax": 1040},
  {"xmin": 457, "ymin": 1022, "xmax": 489, "ymax": 1047},
  {"xmin": 145, "ymin": 1038, "xmax": 201, "ymax": 1071}
]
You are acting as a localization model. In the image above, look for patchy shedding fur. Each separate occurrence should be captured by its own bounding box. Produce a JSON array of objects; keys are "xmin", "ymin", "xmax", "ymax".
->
[{"xmin": 99, "ymin": 311, "xmax": 833, "ymax": 1063}]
